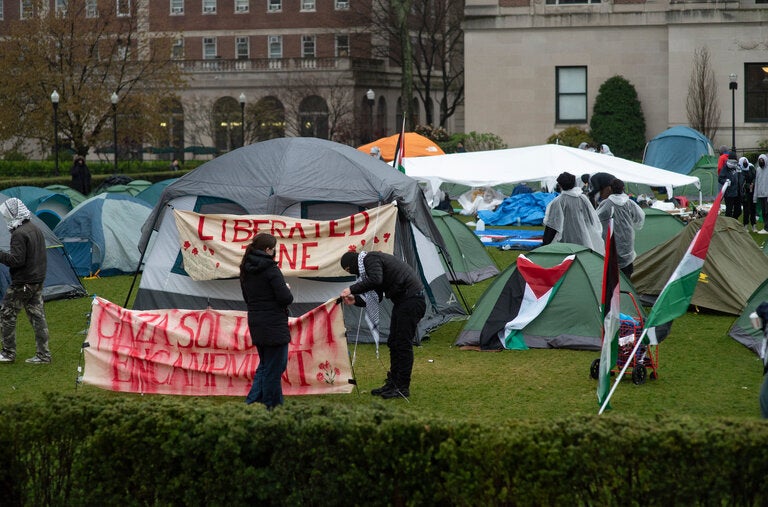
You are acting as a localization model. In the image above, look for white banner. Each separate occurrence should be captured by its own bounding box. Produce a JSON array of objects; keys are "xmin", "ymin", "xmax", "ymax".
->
[{"xmin": 174, "ymin": 203, "xmax": 398, "ymax": 281}]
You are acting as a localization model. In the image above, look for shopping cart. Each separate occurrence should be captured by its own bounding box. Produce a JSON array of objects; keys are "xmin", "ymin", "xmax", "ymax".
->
[{"xmin": 590, "ymin": 293, "xmax": 659, "ymax": 385}]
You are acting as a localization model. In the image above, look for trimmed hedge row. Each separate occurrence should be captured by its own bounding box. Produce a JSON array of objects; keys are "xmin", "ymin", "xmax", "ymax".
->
[{"xmin": 1, "ymin": 394, "xmax": 767, "ymax": 506}]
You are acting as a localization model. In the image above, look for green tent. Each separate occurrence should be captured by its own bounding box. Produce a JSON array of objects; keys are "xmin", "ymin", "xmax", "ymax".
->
[
  {"xmin": 728, "ymin": 277, "xmax": 768, "ymax": 356},
  {"xmin": 634, "ymin": 208, "xmax": 685, "ymax": 256},
  {"xmin": 633, "ymin": 216, "xmax": 768, "ymax": 315},
  {"xmin": 431, "ymin": 210, "xmax": 499, "ymax": 284},
  {"xmin": 674, "ymin": 155, "xmax": 719, "ymax": 201},
  {"xmin": 455, "ymin": 243, "xmax": 645, "ymax": 351}
]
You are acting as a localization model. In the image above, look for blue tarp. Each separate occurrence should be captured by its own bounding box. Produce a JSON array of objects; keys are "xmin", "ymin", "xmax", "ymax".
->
[
  {"xmin": 642, "ymin": 126, "xmax": 713, "ymax": 175},
  {"xmin": 477, "ymin": 192, "xmax": 557, "ymax": 226},
  {"xmin": 475, "ymin": 229, "xmax": 543, "ymax": 251}
]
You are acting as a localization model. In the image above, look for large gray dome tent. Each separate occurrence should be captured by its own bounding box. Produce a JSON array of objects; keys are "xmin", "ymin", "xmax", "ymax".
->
[{"xmin": 134, "ymin": 138, "xmax": 466, "ymax": 343}]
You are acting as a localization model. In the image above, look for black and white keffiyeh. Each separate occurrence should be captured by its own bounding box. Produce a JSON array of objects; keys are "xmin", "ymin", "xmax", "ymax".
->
[
  {"xmin": 356, "ymin": 251, "xmax": 382, "ymax": 354},
  {"xmin": 0, "ymin": 198, "xmax": 31, "ymax": 231}
]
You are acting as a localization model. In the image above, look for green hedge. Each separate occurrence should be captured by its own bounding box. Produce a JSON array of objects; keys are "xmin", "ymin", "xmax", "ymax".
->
[{"xmin": 1, "ymin": 394, "xmax": 768, "ymax": 506}]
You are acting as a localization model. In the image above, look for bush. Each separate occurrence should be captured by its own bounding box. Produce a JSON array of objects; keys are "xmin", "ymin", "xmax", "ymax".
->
[
  {"xmin": 546, "ymin": 126, "xmax": 594, "ymax": 148},
  {"xmin": 589, "ymin": 75, "xmax": 647, "ymax": 160}
]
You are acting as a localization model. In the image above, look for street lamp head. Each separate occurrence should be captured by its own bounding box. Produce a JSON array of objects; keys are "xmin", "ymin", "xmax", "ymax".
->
[
  {"xmin": 366, "ymin": 89, "xmax": 375, "ymax": 102},
  {"xmin": 51, "ymin": 90, "xmax": 59, "ymax": 104},
  {"xmin": 111, "ymin": 92, "xmax": 118, "ymax": 105},
  {"xmin": 729, "ymin": 73, "xmax": 738, "ymax": 90},
  {"xmin": 239, "ymin": 92, "xmax": 246, "ymax": 105}
]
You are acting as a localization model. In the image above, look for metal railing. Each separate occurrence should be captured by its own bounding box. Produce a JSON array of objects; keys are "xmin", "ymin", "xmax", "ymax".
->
[{"xmin": 175, "ymin": 57, "xmax": 385, "ymax": 73}]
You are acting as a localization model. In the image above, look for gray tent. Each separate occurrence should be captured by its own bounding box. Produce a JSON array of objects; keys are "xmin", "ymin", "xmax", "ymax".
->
[
  {"xmin": 133, "ymin": 138, "xmax": 466, "ymax": 343},
  {"xmin": 633, "ymin": 216, "xmax": 768, "ymax": 315}
]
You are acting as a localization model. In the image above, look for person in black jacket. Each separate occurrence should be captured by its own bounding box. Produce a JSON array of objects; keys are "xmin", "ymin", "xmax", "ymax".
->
[
  {"xmin": 340, "ymin": 250, "xmax": 426, "ymax": 399},
  {"xmin": 719, "ymin": 153, "xmax": 745, "ymax": 219},
  {"xmin": 70, "ymin": 155, "xmax": 91, "ymax": 195},
  {"xmin": 0, "ymin": 198, "xmax": 51, "ymax": 364},
  {"xmin": 240, "ymin": 233, "xmax": 294, "ymax": 409}
]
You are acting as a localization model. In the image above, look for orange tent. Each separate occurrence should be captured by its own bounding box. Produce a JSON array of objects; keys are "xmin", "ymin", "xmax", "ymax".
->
[{"xmin": 357, "ymin": 133, "xmax": 445, "ymax": 162}]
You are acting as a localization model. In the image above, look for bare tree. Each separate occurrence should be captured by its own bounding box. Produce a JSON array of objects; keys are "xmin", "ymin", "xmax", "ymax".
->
[
  {"xmin": 0, "ymin": 0, "xmax": 184, "ymax": 158},
  {"xmin": 182, "ymin": 95, "xmax": 218, "ymax": 147},
  {"xmin": 686, "ymin": 46, "xmax": 720, "ymax": 142}
]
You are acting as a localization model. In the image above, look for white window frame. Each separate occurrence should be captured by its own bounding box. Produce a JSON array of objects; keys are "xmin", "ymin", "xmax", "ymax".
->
[
  {"xmin": 334, "ymin": 0, "xmax": 349, "ymax": 9},
  {"xmin": 170, "ymin": 0, "xmax": 184, "ymax": 15},
  {"xmin": 0, "ymin": 1, "xmax": 4, "ymax": 20},
  {"xmin": 236, "ymin": 36, "xmax": 249, "ymax": 60},
  {"xmin": 20, "ymin": 0, "xmax": 33, "ymax": 19},
  {"xmin": 235, "ymin": 0, "xmax": 249, "ymax": 12},
  {"xmin": 55, "ymin": 0, "xmax": 67, "ymax": 15},
  {"xmin": 171, "ymin": 38, "xmax": 184, "ymax": 59},
  {"xmin": 116, "ymin": 0, "xmax": 131, "ymax": 17},
  {"xmin": 203, "ymin": 37, "xmax": 217, "ymax": 59},
  {"xmin": 555, "ymin": 66, "xmax": 588, "ymax": 123},
  {"xmin": 301, "ymin": 0, "xmax": 315, "ymax": 11},
  {"xmin": 267, "ymin": 0, "xmax": 281, "ymax": 12},
  {"xmin": 335, "ymin": 34, "xmax": 349, "ymax": 57},
  {"xmin": 85, "ymin": 0, "xmax": 97, "ymax": 17},
  {"xmin": 301, "ymin": 35, "xmax": 316, "ymax": 58},
  {"xmin": 202, "ymin": 0, "xmax": 216, "ymax": 13},
  {"xmin": 268, "ymin": 35, "xmax": 282, "ymax": 59}
]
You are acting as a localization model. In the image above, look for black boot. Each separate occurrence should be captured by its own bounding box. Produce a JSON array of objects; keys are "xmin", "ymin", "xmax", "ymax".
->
[
  {"xmin": 370, "ymin": 372, "xmax": 393, "ymax": 396},
  {"xmin": 380, "ymin": 385, "xmax": 410, "ymax": 399}
]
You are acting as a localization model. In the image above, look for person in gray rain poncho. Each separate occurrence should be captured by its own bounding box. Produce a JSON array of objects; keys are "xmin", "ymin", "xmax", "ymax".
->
[
  {"xmin": 596, "ymin": 178, "xmax": 645, "ymax": 278},
  {"xmin": 542, "ymin": 172, "xmax": 604, "ymax": 253},
  {"xmin": 754, "ymin": 154, "xmax": 768, "ymax": 234}
]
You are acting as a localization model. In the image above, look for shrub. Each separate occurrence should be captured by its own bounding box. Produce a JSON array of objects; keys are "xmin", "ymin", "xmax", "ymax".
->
[
  {"xmin": 546, "ymin": 126, "xmax": 594, "ymax": 148},
  {"xmin": 589, "ymin": 75, "xmax": 647, "ymax": 160}
]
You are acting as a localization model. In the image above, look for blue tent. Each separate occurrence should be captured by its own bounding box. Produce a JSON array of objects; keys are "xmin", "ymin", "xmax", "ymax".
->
[
  {"xmin": 53, "ymin": 193, "xmax": 152, "ymax": 277},
  {"xmin": 642, "ymin": 126, "xmax": 714, "ymax": 174},
  {"xmin": 3, "ymin": 185, "xmax": 73, "ymax": 229}
]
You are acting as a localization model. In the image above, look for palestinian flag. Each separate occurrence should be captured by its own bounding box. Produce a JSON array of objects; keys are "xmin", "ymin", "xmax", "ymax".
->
[
  {"xmin": 392, "ymin": 118, "xmax": 406, "ymax": 173},
  {"xmin": 644, "ymin": 181, "xmax": 727, "ymax": 345},
  {"xmin": 479, "ymin": 254, "xmax": 575, "ymax": 350},
  {"xmin": 597, "ymin": 217, "xmax": 620, "ymax": 410}
]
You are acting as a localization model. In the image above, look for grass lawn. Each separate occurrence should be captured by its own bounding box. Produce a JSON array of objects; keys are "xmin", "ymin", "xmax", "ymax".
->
[{"xmin": 0, "ymin": 237, "xmax": 764, "ymax": 423}]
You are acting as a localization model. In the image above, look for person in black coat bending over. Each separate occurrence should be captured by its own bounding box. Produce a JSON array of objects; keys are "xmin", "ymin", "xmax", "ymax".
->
[
  {"xmin": 340, "ymin": 250, "xmax": 426, "ymax": 399},
  {"xmin": 240, "ymin": 233, "xmax": 294, "ymax": 410}
]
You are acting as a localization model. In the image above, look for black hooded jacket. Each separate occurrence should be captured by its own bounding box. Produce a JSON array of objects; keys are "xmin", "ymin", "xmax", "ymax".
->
[
  {"xmin": 240, "ymin": 250, "xmax": 294, "ymax": 346},
  {"xmin": 348, "ymin": 251, "xmax": 423, "ymax": 304}
]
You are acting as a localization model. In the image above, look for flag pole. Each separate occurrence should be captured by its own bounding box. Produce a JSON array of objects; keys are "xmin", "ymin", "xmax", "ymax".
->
[{"xmin": 598, "ymin": 327, "xmax": 649, "ymax": 415}]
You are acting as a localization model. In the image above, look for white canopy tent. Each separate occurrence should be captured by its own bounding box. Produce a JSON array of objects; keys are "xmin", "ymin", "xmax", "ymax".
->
[{"xmin": 403, "ymin": 144, "xmax": 701, "ymax": 207}]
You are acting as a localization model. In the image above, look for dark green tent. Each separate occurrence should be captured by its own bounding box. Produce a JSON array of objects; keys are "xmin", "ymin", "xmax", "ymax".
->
[
  {"xmin": 675, "ymin": 155, "xmax": 719, "ymax": 201},
  {"xmin": 431, "ymin": 210, "xmax": 499, "ymax": 284},
  {"xmin": 728, "ymin": 278, "xmax": 768, "ymax": 356},
  {"xmin": 634, "ymin": 208, "xmax": 685, "ymax": 256},
  {"xmin": 455, "ymin": 243, "xmax": 645, "ymax": 351},
  {"xmin": 633, "ymin": 216, "xmax": 768, "ymax": 315}
]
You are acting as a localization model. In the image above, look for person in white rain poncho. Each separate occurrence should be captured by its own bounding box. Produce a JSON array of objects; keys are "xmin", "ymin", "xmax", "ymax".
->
[
  {"xmin": 596, "ymin": 178, "xmax": 645, "ymax": 278},
  {"xmin": 542, "ymin": 172, "xmax": 605, "ymax": 253}
]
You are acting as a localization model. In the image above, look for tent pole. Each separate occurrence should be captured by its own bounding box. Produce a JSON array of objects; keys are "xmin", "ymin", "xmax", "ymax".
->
[{"xmin": 123, "ymin": 205, "xmax": 167, "ymax": 309}]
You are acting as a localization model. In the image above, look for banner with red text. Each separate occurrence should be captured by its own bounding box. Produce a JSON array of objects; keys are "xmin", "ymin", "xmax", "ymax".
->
[
  {"xmin": 82, "ymin": 297, "xmax": 354, "ymax": 396},
  {"xmin": 174, "ymin": 203, "xmax": 398, "ymax": 281}
]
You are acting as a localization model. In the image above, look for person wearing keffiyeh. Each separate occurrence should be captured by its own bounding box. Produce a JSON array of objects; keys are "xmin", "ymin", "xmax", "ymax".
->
[
  {"xmin": 0, "ymin": 198, "xmax": 52, "ymax": 364},
  {"xmin": 340, "ymin": 250, "xmax": 426, "ymax": 399}
]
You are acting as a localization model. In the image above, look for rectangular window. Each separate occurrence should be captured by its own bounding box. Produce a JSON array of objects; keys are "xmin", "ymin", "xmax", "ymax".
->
[
  {"xmin": 546, "ymin": 0, "xmax": 600, "ymax": 4},
  {"xmin": 20, "ymin": 0, "xmax": 33, "ymax": 18},
  {"xmin": 117, "ymin": 0, "xmax": 131, "ymax": 16},
  {"xmin": 203, "ymin": 0, "xmax": 216, "ymax": 13},
  {"xmin": 171, "ymin": 38, "xmax": 184, "ymax": 59},
  {"xmin": 171, "ymin": 0, "xmax": 183, "ymax": 14},
  {"xmin": 335, "ymin": 34, "xmax": 349, "ymax": 57},
  {"xmin": 302, "ymin": 35, "xmax": 316, "ymax": 58},
  {"xmin": 335, "ymin": 0, "xmax": 349, "ymax": 9},
  {"xmin": 268, "ymin": 0, "xmax": 280, "ymax": 11},
  {"xmin": 745, "ymin": 63, "xmax": 768, "ymax": 122},
  {"xmin": 235, "ymin": 0, "xmax": 249, "ymax": 12},
  {"xmin": 236, "ymin": 36, "xmax": 249, "ymax": 60},
  {"xmin": 86, "ymin": 0, "xmax": 97, "ymax": 17},
  {"xmin": 268, "ymin": 35, "xmax": 282, "ymax": 59},
  {"xmin": 556, "ymin": 66, "xmax": 587, "ymax": 123},
  {"xmin": 55, "ymin": 0, "xmax": 67, "ymax": 15},
  {"xmin": 301, "ymin": 0, "xmax": 315, "ymax": 10},
  {"xmin": 203, "ymin": 37, "xmax": 217, "ymax": 59},
  {"xmin": 0, "ymin": 1, "xmax": 4, "ymax": 20}
]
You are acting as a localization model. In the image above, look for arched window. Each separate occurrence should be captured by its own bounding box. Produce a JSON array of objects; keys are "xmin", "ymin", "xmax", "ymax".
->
[
  {"xmin": 212, "ymin": 96, "xmax": 243, "ymax": 152},
  {"xmin": 298, "ymin": 95, "xmax": 329, "ymax": 139},
  {"xmin": 253, "ymin": 96, "xmax": 285, "ymax": 142}
]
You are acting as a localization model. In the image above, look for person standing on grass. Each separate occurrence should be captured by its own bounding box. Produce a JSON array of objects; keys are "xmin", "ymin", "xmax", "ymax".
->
[
  {"xmin": 0, "ymin": 198, "xmax": 51, "ymax": 364},
  {"xmin": 596, "ymin": 178, "xmax": 645, "ymax": 279},
  {"xmin": 754, "ymin": 154, "xmax": 768, "ymax": 234},
  {"xmin": 542, "ymin": 172, "xmax": 604, "ymax": 253},
  {"xmin": 739, "ymin": 156, "xmax": 757, "ymax": 232},
  {"xmin": 240, "ymin": 233, "xmax": 293, "ymax": 410},
  {"xmin": 340, "ymin": 250, "xmax": 426, "ymax": 400},
  {"xmin": 719, "ymin": 153, "xmax": 744, "ymax": 220}
]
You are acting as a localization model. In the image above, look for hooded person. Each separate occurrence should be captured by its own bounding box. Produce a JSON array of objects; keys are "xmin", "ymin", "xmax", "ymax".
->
[
  {"xmin": 586, "ymin": 172, "xmax": 616, "ymax": 208},
  {"xmin": 596, "ymin": 178, "xmax": 645, "ymax": 278},
  {"xmin": 719, "ymin": 152, "xmax": 745, "ymax": 219},
  {"xmin": 600, "ymin": 144, "xmax": 614, "ymax": 156},
  {"xmin": 739, "ymin": 156, "xmax": 757, "ymax": 232},
  {"xmin": 718, "ymin": 145, "xmax": 730, "ymax": 175},
  {"xmin": 542, "ymin": 172, "xmax": 605, "ymax": 253},
  {"xmin": 754, "ymin": 154, "xmax": 768, "ymax": 234},
  {"xmin": 369, "ymin": 146, "xmax": 382, "ymax": 160},
  {"xmin": 339, "ymin": 250, "xmax": 426, "ymax": 400},
  {"xmin": 0, "ymin": 198, "xmax": 51, "ymax": 364}
]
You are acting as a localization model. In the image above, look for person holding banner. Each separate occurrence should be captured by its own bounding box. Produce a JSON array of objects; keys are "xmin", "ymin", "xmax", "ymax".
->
[
  {"xmin": 240, "ymin": 233, "xmax": 294, "ymax": 410},
  {"xmin": 340, "ymin": 251, "xmax": 426, "ymax": 400}
]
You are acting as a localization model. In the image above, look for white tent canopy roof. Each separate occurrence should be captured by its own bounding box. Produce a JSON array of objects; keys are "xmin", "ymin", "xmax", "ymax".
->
[{"xmin": 403, "ymin": 144, "xmax": 701, "ymax": 205}]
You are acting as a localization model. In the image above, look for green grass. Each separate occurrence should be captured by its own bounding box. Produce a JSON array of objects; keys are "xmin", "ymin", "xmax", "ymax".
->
[{"xmin": 0, "ymin": 243, "xmax": 763, "ymax": 422}]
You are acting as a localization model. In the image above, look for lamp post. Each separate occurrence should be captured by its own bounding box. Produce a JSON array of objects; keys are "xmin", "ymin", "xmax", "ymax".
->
[
  {"xmin": 111, "ymin": 92, "xmax": 118, "ymax": 175},
  {"xmin": 366, "ymin": 89, "xmax": 375, "ymax": 142},
  {"xmin": 729, "ymin": 73, "xmax": 738, "ymax": 152},
  {"xmin": 51, "ymin": 90, "xmax": 60, "ymax": 176},
  {"xmin": 239, "ymin": 92, "xmax": 246, "ymax": 148}
]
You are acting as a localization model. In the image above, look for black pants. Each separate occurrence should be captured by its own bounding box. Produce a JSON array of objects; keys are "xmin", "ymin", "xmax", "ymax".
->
[
  {"xmin": 758, "ymin": 197, "xmax": 768, "ymax": 226},
  {"xmin": 743, "ymin": 193, "xmax": 756, "ymax": 226},
  {"xmin": 724, "ymin": 196, "xmax": 742, "ymax": 220},
  {"xmin": 387, "ymin": 295, "xmax": 427, "ymax": 390}
]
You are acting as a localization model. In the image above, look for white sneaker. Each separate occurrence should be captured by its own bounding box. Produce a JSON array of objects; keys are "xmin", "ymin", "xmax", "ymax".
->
[{"xmin": 759, "ymin": 229, "xmax": 768, "ymax": 235}]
